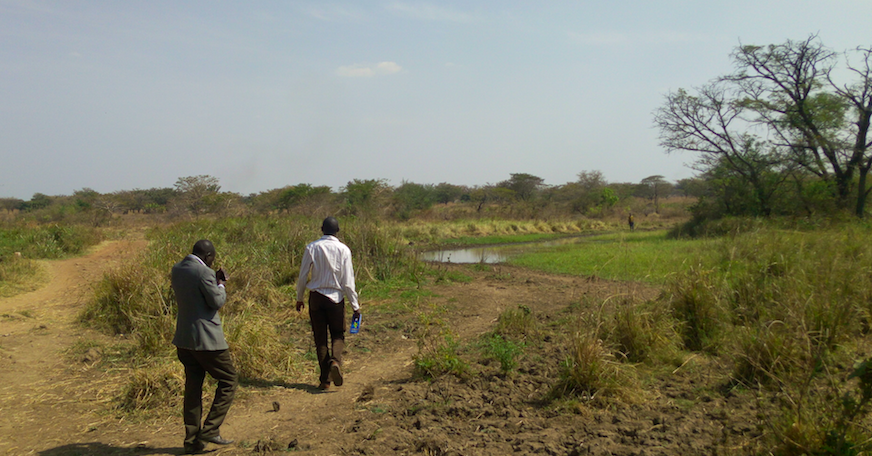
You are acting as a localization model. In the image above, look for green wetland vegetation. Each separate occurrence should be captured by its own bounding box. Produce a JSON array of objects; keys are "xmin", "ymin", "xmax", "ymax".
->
[{"xmin": 509, "ymin": 230, "xmax": 718, "ymax": 283}]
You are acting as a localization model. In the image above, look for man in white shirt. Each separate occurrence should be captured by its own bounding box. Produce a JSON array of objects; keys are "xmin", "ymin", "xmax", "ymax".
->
[{"xmin": 296, "ymin": 216, "xmax": 360, "ymax": 390}]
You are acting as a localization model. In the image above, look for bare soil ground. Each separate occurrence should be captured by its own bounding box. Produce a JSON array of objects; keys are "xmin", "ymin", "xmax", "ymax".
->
[{"xmin": 0, "ymin": 238, "xmax": 761, "ymax": 456}]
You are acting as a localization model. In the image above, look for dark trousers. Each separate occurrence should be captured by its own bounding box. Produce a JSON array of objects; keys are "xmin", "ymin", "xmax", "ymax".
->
[
  {"xmin": 176, "ymin": 347, "xmax": 238, "ymax": 446},
  {"xmin": 309, "ymin": 291, "xmax": 346, "ymax": 385}
]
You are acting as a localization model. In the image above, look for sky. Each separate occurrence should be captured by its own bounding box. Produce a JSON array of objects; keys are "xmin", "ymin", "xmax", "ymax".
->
[{"xmin": 1, "ymin": 1, "xmax": 871, "ymax": 200}]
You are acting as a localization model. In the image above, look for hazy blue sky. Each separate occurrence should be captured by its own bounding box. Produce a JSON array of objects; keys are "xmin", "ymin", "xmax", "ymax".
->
[{"xmin": 1, "ymin": 1, "xmax": 870, "ymax": 199}]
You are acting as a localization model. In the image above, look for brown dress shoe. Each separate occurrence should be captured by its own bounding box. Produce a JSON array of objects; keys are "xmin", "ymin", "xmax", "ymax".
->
[{"xmin": 330, "ymin": 361, "xmax": 343, "ymax": 386}]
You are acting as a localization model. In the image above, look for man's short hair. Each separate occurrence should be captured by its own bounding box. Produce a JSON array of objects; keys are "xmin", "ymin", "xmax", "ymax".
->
[
  {"xmin": 192, "ymin": 239, "xmax": 215, "ymax": 257},
  {"xmin": 321, "ymin": 217, "xmax": 340, "ymax": 235}
]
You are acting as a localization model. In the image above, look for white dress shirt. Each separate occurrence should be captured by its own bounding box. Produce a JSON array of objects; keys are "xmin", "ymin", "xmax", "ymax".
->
[{"xmin": 296, "ymin": 235, "xmax": 360, "ymax": 311}]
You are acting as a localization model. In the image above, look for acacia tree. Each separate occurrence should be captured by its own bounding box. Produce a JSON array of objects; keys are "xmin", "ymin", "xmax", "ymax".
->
[
  {"xmin": 174, "ymin": 175, "xmax": 221, "ymax": 218},
  {"xmin": 497, "ymin": 173, "xmax": 545, "ymax": 201},
  {"xmin": 640, "ymin": 175, "xmax": 670, "ymax": 214},
  {"xmin": 654, "ymin": 82, "xmax": 787, "ymax": 216},
  {"xmin": 572, "ymin": 170, "xmax": 608, "ymax": 213},
  {"xmin": 277, "ymin": 184, "xmax": 332, "ymax": 212},
  {"xmin": 74, "ymin": 188, "xmax": 116, "ymax": 226},
  {"xmin": 343, "ymin": 178, "xmax": 389, "ymax": 218},
  {"xmin": 829, "ymin": 46, "xmax": 872, "ymax": 216},
  {"xmin": 656, "ymin": 35, "xmax": 872, "ymax": 217},
  {"xmin": 728, "ymin": 36, "xmax": 872, "ymax": 216}
]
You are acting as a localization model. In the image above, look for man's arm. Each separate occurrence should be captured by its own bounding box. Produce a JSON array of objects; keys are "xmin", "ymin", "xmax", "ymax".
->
[
  {"xmin": 295, "ymin": 248, "xmax": 313, "ymax": 311},
  {"xmin": 340, "ymin": 249, "xmax": 360, "ymax": 312},
  {"xmin": 200, "ymin": 266, "xmax": 227, "ymax": 310}
]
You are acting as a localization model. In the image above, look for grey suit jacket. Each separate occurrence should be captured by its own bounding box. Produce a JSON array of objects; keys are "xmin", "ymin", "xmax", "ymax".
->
[{"xmin": 171, "ymin": 255, "xmax": 229, "ymax": 351}]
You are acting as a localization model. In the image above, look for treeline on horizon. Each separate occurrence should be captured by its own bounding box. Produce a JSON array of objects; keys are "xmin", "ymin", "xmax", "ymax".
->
[
  {"xmin": 0, "ymin": 172, "xmax": 695, "ymax": 225},
  {"xmin": 5, "ymin": 35, "xmax": 872, "ymax": 229}
]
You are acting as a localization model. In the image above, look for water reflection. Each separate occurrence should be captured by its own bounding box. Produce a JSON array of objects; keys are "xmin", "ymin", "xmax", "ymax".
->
[
  {"xmin": 420, "ymin": 235, "xmax": 599, "ymax": 264},
  {"xmin": 420, "ymin": 247, "xmax": 509, "ymax": 264}
]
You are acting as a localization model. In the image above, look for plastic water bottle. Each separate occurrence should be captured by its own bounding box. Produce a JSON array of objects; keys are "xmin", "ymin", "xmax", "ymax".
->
[{"xmin": 350, "ymin": 313, "xmax": 361, "ymax": 334}]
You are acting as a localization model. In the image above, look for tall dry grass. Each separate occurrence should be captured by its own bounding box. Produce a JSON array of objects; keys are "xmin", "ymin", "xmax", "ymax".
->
[
  {"xmin": 79, "ymin": 215, "xmax": 422, "ymax": 410},
  {"xmin": 661, "ymin": 224, "xmax": 872, "ymax": 453}
]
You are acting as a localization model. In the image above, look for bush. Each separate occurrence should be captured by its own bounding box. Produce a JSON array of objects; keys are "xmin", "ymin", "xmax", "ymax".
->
[
  {"xmin": 413, "ymin": 332, "xmax": 467, "ymax": 380},
  {"xmin": 479, "ymin": 334, "xmax": 524, "ymax": 374},
  {"xmin": 412, "ymin": 310, "xmax": 468, "ymax": 380}
]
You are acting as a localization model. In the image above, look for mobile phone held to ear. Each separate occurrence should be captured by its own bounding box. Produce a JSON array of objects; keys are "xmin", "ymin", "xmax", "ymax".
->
[{"xmin": 350, "ymin": 312, "xmax": 362, "ymax": 334}]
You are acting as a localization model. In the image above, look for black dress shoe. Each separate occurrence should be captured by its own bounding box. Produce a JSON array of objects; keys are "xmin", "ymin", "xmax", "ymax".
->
[
  {"xmin": 184, "ymin": 441, "xmax": 206, "ymax": 454},
  {"xmin": 201, "ymin": 435, "xmax": 234, "ymax": 445}
]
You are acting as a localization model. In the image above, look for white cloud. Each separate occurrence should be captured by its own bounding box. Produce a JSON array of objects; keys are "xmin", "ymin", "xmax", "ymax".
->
[
  {"xmin": 336, "ymin": 61, "xmax": 403, "ymax": 77},
  {"xmin": 375, "ymin": 61, "xmax": 402, "ymax": 75},
  {"xmin": 387, "ymin": 2, "xmax": 473, "ymax": 23},
  {"xmin": 68, "ymin": 51, "xmax": 82, "ymax": 58}
]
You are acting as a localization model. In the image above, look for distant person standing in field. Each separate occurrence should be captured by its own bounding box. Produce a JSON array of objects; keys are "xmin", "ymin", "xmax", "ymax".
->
[
  {"xmin": 171, "ymin": 239, "xmax": 237, "ymax": 454},
  {"xmin": 628, "ymin": 213, "xmax": 635, "ymax": 231},
  {"xmin": 296, "ymin": 216, "xmax": 360, "ymax": 390}
]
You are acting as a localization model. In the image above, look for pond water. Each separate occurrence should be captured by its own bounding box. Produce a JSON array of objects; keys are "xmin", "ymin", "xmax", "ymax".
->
[{"xmin": 420, "ymin": 235, "xmax": 599, "ymax": 264}]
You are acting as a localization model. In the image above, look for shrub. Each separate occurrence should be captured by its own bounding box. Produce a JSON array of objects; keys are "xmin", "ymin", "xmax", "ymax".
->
[
  {"xmin": 479, "ymin": 334, "xmax": 524, "ymax": 374},
  {"xmin": 412, "ymin": 310, "xmax": 468, "ymax": 380},
  {"xmin": 413, "ymin": 332, "xmax": 467, "ymax": 380}
]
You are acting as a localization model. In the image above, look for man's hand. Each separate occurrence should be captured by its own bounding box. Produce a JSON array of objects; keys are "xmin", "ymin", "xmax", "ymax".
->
[
  {"xmin": 353, "ymin": 310, "xmax": 361, "ymax": 318},
  {"xmin": 296, "ymin": 301, "xmax": 305, "ymax": 312},
  {"xmin": 216, "ymin": 268, "xmax": 228, "ymax": 285}
]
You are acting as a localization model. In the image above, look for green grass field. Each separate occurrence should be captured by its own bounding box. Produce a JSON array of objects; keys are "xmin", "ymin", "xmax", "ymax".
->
[{"xmin": 508, "ymin": 230, "xmax": 721, "ymax": 283}]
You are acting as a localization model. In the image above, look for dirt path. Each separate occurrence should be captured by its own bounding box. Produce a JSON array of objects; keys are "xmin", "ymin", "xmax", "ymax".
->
[{"xmin": 0, "ymin": 237, "xmax": 148, "ymax": 455}]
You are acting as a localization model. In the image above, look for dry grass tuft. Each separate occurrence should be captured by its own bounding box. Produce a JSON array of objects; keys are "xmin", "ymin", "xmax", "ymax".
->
[
  {"xmin": 117, "ymin": 363, "xmax": 183, "ymax": 412},
  {"xmin": 550, "ymin": 329, "xmax": 640, "ymax": 405}
]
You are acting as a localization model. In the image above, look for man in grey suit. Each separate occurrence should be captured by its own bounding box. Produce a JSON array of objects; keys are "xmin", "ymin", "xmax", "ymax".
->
[{"xmin": 172, "ymin": 239, "xmax": 238, "ymax": 454}]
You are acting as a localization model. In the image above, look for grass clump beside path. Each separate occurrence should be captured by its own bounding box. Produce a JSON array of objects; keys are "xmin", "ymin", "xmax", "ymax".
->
[{"xmin": 0, "ymin": 223, "xmax": 103, "ymax": 297}]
